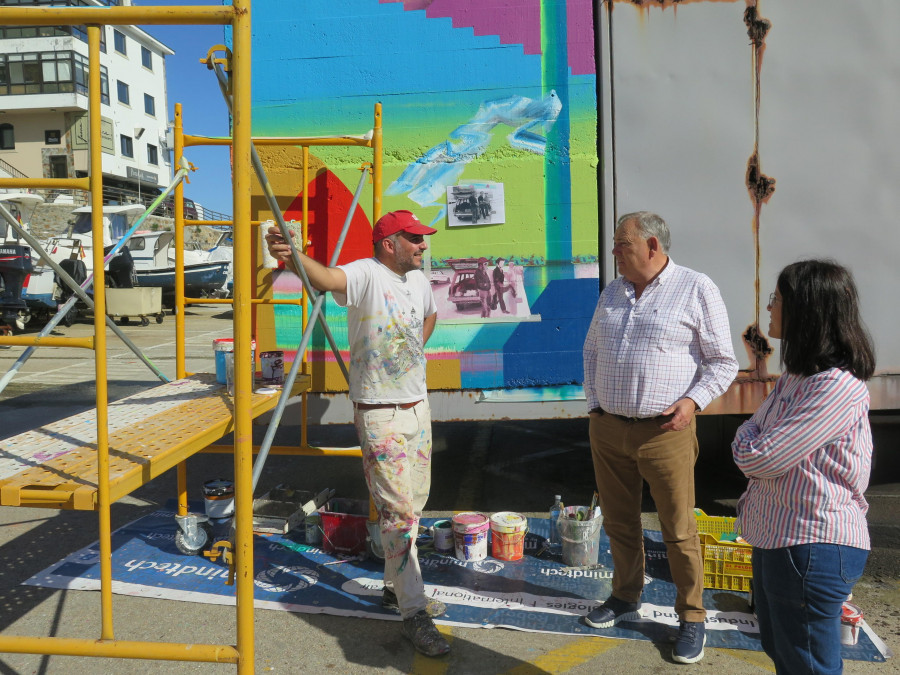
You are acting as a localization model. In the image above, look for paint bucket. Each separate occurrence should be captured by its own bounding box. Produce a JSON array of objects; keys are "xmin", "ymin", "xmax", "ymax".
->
[
  {"xmin": 490, "ymin": 511, "xmax": 528, "ymax": 561},
  {"xmin": 557, "ymin": 506, "xmax": 603, "ymax": 567},
  {"xmin": 213, "ymin": 338, "xmax": 256, "ymax": 384},
  {"xmin": 260, "ymin": 350, "xmax": 285, "ymax": 387},
  {"xmin": 203, "ymin": 479, "xmax": 234, "ymax": 519},
  {"xmin": 841, "ymin": 601, "xmax": 863, "ymax": 645},
  {"xmin": 452, "ymin": 512, "xmax": 490, "ymax": 562},
  {"xmin": 432, "ymin": 519, "xmax": 454, "ymax": 555}
]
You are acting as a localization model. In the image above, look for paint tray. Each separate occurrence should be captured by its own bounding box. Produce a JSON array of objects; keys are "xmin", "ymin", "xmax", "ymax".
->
[{"xmin": 252, "ymin": 485, "xmax": 333, "ymax": 535}]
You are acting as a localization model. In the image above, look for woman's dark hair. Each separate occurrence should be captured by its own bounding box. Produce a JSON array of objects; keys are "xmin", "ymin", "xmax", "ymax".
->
[{"xmin": 777, "ymin": 259, "xmax": 875, "ymax": 380}]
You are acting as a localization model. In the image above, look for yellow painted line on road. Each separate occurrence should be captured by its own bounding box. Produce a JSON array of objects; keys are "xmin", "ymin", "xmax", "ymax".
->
[
  {"xmin": 410, "ymin": 624, "xmax": 454, "ymax": 675},
  {"xmin": 504, "ymin": 637, "xmax": 624, "ymax": 674},
  {"xmin": 714, "ymin": 648, "xmax": 775, "ymax": 672}
]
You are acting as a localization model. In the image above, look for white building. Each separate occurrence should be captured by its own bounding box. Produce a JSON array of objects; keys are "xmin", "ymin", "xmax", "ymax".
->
[{"xmin": 0, "ymin": 0, "xmax": 174, "ymax": 202}]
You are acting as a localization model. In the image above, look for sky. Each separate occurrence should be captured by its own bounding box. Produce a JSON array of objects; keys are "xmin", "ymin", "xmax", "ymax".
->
[{"xmin": 136, "ymin": 0, "xmax": 234, "ymax": 218}]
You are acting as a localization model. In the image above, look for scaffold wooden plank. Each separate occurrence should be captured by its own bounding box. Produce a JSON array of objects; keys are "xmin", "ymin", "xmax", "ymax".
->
[{"xmin": 0, "ymin": 373, "xmax": 308, "ymax": 509}]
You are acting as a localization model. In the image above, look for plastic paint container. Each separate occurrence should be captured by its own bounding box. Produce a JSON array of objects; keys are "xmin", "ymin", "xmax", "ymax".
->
[
  {"xmin": 432, "ymin": 519, "xmax": 454, "ymax": 554},
  {"xmin": 490, "ymin": 512, "xmax": 528, "ymax": 561},
  {"xmin": 558, "ymin": 505, "xmax": 604, "ymax": 567},
  {"xmin": 841, "ymin": 601, "xmax": 863, "ymax": 645},
  {"xmin": 452, "ymin": 512, "xmax": 490, "ymax": 562},
  {"xmin": 203, "ymin": 479, "xmax": 235, "ymax": 519},
  {"xmin": 213, "ymin": 338, "xmax": 256, "ymax": 384},
  {"xmin": 260, "ymin": 350, "xmax": 285, "ymax": 387}
]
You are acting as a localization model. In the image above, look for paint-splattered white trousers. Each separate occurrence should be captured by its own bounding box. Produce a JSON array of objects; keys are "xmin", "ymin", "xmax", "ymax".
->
[{"xmin": 354, "ymin": 400, "xmax": 432, "ymax": 619}]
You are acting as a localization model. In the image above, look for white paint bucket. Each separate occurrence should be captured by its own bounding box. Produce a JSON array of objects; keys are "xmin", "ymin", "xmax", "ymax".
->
[
  {"xmin": 451, "ymin": 512, "xmax": 490, "ymax": 562},
  {"xmin": 432, "ymin": 519, "xmax": 454, "ymax": 554},
  {"xmin": 203, "ymin": 479, "xmax": 234, "ymax": 519}
]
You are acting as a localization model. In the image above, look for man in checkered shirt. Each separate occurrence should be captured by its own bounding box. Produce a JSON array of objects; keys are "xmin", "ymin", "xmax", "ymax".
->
[{"xmin": 582, "ymin": 211, "xmax": 738, "ymax": 664}]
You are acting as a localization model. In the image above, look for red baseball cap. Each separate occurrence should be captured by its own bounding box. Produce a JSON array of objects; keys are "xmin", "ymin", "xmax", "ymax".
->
[{"xmin": 371, "ymin": 210, "xmax": 437, "ymax": 243}]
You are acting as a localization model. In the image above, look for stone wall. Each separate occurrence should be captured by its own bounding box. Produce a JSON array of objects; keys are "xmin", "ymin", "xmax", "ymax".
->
[{"xmin": 26, "ymin": 203, "xmax": 224, "ymax": 247}]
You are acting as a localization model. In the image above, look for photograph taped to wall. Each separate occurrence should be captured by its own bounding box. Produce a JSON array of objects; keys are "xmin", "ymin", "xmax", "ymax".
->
[
  {"xmin": 432, "ymin": 256, "xmax": 535, "ymax": 324},
  {"xmin": 446, "ymin": 182, "xmax": 505, "ymax": 227}
]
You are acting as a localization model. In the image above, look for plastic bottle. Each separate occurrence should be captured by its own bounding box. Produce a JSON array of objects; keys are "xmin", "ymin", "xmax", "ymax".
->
[{"xmin": 549, "ymin": 495, "xmax": 564, "ymax": 549}]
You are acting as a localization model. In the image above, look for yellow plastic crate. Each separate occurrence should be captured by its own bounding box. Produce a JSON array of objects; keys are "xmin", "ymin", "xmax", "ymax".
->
[{"xmin": 695, "ymin": 509, "xmax": 753, "ymax": 592}]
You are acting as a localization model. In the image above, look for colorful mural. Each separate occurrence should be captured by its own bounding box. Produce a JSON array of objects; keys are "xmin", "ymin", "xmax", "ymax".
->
[{"xmin": 249, "ymin": 0, "xmax": 600, "ymax": 393}]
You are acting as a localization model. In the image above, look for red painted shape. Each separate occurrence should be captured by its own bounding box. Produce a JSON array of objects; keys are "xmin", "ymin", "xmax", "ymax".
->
[{"xmin": 282, "ymin": 169, "xmax": 372, "ymax": 266}]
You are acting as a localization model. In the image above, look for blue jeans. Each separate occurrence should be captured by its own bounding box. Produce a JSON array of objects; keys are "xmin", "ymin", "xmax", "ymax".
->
[{"xmin": 752, "ymin": 544, "xmax": 868, "ymax": 674}]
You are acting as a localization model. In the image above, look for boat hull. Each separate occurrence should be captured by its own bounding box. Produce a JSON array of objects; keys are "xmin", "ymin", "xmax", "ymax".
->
[{"xmin": 135, "ymin": 261, "xmax": 230, "ymax": 299}]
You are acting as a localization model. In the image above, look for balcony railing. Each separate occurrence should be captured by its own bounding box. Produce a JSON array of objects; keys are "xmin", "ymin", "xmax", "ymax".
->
[{"xmin": 37, "ymin": 185, "xmax": 232, "ymax": 222}]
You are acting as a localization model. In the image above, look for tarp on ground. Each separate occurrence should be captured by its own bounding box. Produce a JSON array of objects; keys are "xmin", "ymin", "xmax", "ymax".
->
[{"xmin": 23, "ymin": 506, "xmax": 892, "ymax": 662}]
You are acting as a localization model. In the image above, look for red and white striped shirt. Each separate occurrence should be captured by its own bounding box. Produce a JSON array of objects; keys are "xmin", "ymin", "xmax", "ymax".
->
[
  {"xmin": 582, "ymin": 260, "xmax": 738, "ymax": 417},
  {"xmin": 733, "ymin": 368, "xmax": 872, "ymax": 550}
]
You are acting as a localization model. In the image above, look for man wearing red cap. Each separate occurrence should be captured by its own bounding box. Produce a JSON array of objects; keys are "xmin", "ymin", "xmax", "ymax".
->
[{"xmin": 265, "ymin": 210, "xmax": 449, "ymax": 657}]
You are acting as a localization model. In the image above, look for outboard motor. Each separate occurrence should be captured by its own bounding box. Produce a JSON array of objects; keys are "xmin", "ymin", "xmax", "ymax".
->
[
  {"xmin": 0, "ymin": 242, "xmax": 33, "ymax": 328},
  {"xmin": 55, "ymin": 258, "xmax": 87, "ymax": 326},
  {"xmin": 106, "ymin": 244, "xmax": 135, "ymax": 289}
]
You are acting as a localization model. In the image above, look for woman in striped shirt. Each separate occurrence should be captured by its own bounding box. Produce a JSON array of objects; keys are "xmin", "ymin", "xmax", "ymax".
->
[{"xmin": 732, "ymin": 259, "xmax": 875, "ymax": 675}]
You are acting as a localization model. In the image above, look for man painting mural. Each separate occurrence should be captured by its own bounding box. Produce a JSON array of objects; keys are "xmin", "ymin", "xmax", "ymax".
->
[
  {"xmin": 265, "ymin": 210, "xmax": 450, "ymax": 658},
  {"xmin": 582, "ymin": 211, "xmax": 738, "ymax": 664}
]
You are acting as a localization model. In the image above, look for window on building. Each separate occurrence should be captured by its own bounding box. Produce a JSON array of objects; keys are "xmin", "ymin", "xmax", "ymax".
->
[
  {"xmin": 141, "ymin": 46, "xmax": 152, "ymax": 70},
  {"xmin": 0, "ymin": 51, "xmax": 108, "ymax": 103},
  {"xmin": 147, "ymin": 144, "xmax": 158, "ymax": 166},
  {"xmin": 0, "ymin": 123, "xmax": 14, "ymax": 150},
  {"xmin": 113, "ymin": 29, "xmax": 126, "ymax": 55},
  {"xmin": 49, "ymin": 155, "xmax": 68, "ymax": 179},
  {"xmin": 144, "ymin": 93, "xmax": 155, "ymax": 117},
  {"xmin": 116, "ymin": 80, "xmax": 129, "ymax": 105},
  {"xmin": 120, "ymin": 134, "xmax": 133, "ymax": 158}
]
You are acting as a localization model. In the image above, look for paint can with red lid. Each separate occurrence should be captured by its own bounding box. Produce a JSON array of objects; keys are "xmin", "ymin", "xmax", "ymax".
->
[{"xmin": 840, "ymin": 601, "xmax": 863, "ymax": 645}]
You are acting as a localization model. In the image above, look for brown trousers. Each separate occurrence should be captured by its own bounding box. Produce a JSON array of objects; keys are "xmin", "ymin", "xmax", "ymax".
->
[{"xmin": 589, "ymin": 412, "xmax": 705, "ymax": 622}]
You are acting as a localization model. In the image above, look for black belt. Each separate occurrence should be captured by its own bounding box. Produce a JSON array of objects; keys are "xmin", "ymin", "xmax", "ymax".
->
[
  {"xmin": 597, "ymin": 408, "xmax": 668, "ymax": 423},
  {"xmin": 354, "ymin": 400, "xmax": 422, "ymax": 411}
]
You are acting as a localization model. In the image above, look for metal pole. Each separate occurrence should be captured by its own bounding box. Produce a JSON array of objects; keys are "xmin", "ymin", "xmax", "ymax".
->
[
  {"xmin": 87, "ymin": 23, "xmax": 114, "ymax": 643},
  {"xmin": 231, "ymin": 2, "xmax": 255, "ymax": 671}
]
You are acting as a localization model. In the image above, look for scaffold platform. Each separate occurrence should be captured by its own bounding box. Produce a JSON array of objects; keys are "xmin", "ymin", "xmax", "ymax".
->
[{"xmin": 0, "ymin": 373, "xmax": 308, "ymax": 510}]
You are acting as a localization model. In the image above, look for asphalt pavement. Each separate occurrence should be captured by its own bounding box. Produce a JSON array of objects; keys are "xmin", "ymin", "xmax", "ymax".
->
[{"xmin": 0, "ymin": 305, "xmax": 897, "ymax": 674}]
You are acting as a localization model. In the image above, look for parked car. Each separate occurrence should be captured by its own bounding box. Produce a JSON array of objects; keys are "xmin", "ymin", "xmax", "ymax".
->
[
  {"xmin": 446, "ymin": 257, "xmax": 483, "ymax": 308},
  {"xmin": 157, "ymin": 196, "xmax": 198, "ymax": 220}
]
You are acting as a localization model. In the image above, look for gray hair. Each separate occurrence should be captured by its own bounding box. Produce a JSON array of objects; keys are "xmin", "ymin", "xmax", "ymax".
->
[{"xmin": 617, "ymin": 211, "xmax": 670, "ymax": 253}]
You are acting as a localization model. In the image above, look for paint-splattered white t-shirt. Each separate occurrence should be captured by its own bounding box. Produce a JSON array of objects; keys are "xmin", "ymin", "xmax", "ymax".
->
[{"xmin": 333, "ymin": 257, "xmax": 436, "ymax": 404}]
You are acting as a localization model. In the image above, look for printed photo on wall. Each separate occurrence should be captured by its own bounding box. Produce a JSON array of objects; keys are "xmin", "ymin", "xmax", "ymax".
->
[
  {"xmin": 431, "ymin": 256, "xmax": 535, "ymax": 323},
  {"xmin": 446, "ymin": 182, "xmax": 505, "ymax": 227}
]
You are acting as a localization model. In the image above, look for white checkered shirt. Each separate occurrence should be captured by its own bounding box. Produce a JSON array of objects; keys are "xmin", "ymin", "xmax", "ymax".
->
[{"xmin": 583, "ymin": 259, "xmax": 738, "ymax": 417}]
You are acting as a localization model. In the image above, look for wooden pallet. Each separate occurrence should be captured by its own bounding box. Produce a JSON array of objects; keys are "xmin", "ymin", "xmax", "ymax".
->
[{"xmin": 0, "ymin": 373, "xmax": 308, "ymax": 510}]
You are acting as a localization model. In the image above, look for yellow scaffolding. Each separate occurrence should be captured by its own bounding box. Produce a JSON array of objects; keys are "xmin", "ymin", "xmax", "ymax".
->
[{"xmin": 0, "ymin": 3, "xmax": 381, "ymax": 672}]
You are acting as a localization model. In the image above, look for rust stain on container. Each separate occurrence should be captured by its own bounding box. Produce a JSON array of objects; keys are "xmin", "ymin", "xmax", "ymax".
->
[
  {"xmin": 741, "ymin": 323, "xmax": 773, "ymax": 380},
  {"xmin": 743, "ymin": 2, "xmax": 775, "ymax": 380},
  {"xmin": 617, "ymin": 0, "xmax": 745, "ymax": 9}
]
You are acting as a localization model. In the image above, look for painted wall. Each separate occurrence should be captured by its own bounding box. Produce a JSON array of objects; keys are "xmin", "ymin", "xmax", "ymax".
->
[
  {"xmin": 248, "ymin": 0, "xmax": 900, "ymax": 410},
  {"xmin": 250, "ymin": 0, "xmax": 600, "ymax": 394}
]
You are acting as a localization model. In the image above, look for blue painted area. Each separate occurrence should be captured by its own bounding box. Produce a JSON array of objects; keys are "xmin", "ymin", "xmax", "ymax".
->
[
  {"xmin": 498, "ymin": 276, "xmax": 598, "ymax": 387},
  {"xmin": 250, "ymin": 0, "xmax": 548, "ymax": 131},
  {"xmin": 24, "ymin": 505, "xmax": 888, "ymax": 661}
]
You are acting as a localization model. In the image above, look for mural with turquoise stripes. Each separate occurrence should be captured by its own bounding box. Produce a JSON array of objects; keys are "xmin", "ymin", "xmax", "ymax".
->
[{"xmin": 249, "ymin": 0, "xmax": 599, "ymax": 391}]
